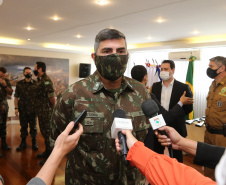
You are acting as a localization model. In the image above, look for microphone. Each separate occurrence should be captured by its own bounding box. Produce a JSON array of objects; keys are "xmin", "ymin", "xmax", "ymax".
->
[
  {"xmin": 141, "ymin": 99, "xmax": 173, "ymax": 158},
  {"xmin": 111, "ymin": 109, "xmax": 133, "ymax": 165}
]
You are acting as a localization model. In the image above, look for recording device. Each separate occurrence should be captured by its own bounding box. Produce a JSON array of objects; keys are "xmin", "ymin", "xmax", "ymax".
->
[
  {"xmin": 141, "ymin": 99, "xmax": 173, "ymax": 158},
  {"xmin": 70, "ymin": 109, "xmax": 87, "ymax": 134},
  {"xmin": 111, "ymin": 109, "xmax": 133, "ymax": 165}
]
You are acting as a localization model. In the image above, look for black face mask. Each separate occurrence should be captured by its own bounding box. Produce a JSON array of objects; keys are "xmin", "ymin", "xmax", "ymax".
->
[
  {"xmin": 206, "ymin": 66, "xmax": 221, "ymax": 79},
  {"xmin": 33, "ymin": 70, "xmax": 39, "ymax": 76},
  {"xmin": 25, "ymin": 73, "xmax": 32, "ymax": 79}
]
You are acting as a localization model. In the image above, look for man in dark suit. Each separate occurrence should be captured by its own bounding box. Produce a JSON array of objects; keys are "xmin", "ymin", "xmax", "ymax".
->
[
  {"xmin": 131, "ymin": 65, "xmax": 193, "ymax": 158},
  {"xmin": 151, "ymin": 60, "xmax": 193, "ymax": 162}
]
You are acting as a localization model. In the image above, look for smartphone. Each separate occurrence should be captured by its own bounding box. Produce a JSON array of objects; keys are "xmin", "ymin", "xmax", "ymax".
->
[{"xmin": 70, "ymin": 109, "xmax": 87, "ymax": 134}]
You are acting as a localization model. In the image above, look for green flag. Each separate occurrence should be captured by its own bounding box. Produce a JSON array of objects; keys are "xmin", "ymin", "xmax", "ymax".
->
[{"xmin": 185, "ymin": 56, "xmax": 196, "ymax": 120}]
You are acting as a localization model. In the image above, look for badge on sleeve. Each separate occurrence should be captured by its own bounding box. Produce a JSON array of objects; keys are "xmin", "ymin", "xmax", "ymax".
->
[{"xmin": 217, "ymin": 101, "xmax": 223, "ymax": 107}]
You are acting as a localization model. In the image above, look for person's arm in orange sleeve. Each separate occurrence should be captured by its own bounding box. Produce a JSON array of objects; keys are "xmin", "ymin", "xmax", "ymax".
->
[{"xmin": 115, "ymin": 130, "xmax": 216, "ymax": 185}]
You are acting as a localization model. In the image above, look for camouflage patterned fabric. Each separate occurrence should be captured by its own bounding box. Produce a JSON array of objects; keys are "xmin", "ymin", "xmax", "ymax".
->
[
  {"xmin": 51, "ymin": 71, "xmax": 150, "ymax": 185},
  {"xmin": 14, "ymin": 79, "xmax": 37, "ymax": 138},
  {"xmin": 95, "ymin": 54, "xmax": 128, "ymax": 81},
  {"xmin": 35, "ymin": 73, "xmax": 55, "ymax": 151},
  {"xmin": 0, "ymin": 79, "xmax": 12, "ymax": 137}
]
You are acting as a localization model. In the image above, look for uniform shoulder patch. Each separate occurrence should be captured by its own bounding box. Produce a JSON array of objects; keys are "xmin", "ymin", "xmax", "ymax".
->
[
  {"xmin": 44, "ymin": 81, "xmax": 51, "ymax": 85},
  {"xmin": 219, "ymin": 87, "xmax": 226, "ymax": 96}
]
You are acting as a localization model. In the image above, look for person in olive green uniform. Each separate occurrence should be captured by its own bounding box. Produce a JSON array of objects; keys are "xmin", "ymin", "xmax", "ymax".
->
[
  {"xmin": 34, "ymin": 62, "xmax": 55, "ymax": 165},
  {"xmin": 204, "ymin": 56, "xmax": 226, "ymax": 180},
  {"xmin": 51, "ymin": 29, "xmax": 150, "ymax": 185},
  {"xmin": 0, "ymin": 67, "xmax": 13, "ymax": 151},
  {"xmin": 14, "ymin": 67, "xmax": 38, "ymax": 151}
]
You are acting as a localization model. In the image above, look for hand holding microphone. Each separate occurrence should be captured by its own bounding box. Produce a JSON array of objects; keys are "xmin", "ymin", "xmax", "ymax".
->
[
  {"xmin": 115, "ymin": 130, "xmax": 138, "ymax": 152},
  {"xmin": 155, "ymin": 126, "xmax": 184, "ymax": 151},
  {"xmin": 141, "ymin": 99, "xmax": 173, "ymax": 158},
  {"xmin": 111, "ymin": 109, "xmax": 133, "ymax": 165}
]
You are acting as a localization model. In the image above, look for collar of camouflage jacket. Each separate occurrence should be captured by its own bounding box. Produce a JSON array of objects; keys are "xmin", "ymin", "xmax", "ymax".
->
[
  {"xmin": 92, "ymin": 71, "xmax": 134, "ymax": 94},
  {"xmin": 23, "ymin": 79, "xmax": 34, "ymax": 83}
]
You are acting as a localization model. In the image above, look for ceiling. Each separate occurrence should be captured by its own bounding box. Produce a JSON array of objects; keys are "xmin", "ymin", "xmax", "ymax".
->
[{"xmin": 1, "ymin": 0, "xmax": 226, "ymax": 54}]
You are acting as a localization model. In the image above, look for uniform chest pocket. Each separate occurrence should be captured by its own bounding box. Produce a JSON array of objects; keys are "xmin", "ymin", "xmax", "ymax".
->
[
  {"xmin": 213, "ymin": 96, "xmax": 226, "ymax": 112},
  {"xmin": 128, "ymin": 111, "xmax": 150, "ymax": 142},
  {"xmin": 75, "ymin": 111, "xmax": 104, "ymax": 133},
  {"xmin": 129, "ymin": 111, "xmax": 150, "ymax": 131}
]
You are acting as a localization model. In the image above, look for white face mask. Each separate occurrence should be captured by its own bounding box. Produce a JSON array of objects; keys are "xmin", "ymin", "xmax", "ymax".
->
[{"xmin": 160, "ymin": 71, "xmax": 171, "ymax": 81}]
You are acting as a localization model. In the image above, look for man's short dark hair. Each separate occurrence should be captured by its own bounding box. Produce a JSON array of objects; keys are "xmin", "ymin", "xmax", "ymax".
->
[
  {"xmin": 210, "ymin": 56, "xmax": 226, "ymax": 71},
  {"xmin": 162, "ymin": 60, "xmax": 175, "ymax": 69},
  {"xmin": 131, "ymin": 65, "xmax": 147, "ymax": 82},
  {"xmin": 0, "ymin": 67, "xmax": 7, "ymax": 73},
  {"xmin": 36, "ymin": 61, "xmax": 46, "ymax": 72},
  {"xmin": 94, "ymin": 28, "xmax": 127, "ymax": 53},
  {"xmin": 23, "ymin": 67, "xmax": 31, "ymax": 73}
]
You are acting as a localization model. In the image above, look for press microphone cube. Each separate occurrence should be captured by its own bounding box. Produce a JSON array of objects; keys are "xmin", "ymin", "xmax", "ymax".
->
[
  {"xmin": 149, "ymin": 114, "xmax": 166, "ymax": 130},
  {"xmin": 111, "ymin": 118, "xmax": 133, "ymax": 139}
]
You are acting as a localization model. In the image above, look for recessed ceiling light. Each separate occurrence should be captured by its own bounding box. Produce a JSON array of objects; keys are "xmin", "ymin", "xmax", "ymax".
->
[
  {"xmin": 52, "ymin": 16, "xmax": 61, "ymax": 21},
  {"xmin": 193, "ymin": 31, "xmax": 199, "ymax": 35},
  {"xmin": 155, "ymin": 18, "xmax": 165, "ymax": 23},
  {"xmin": 147, "ymin": 36, "xmax": 151, "ymax": 40},
  {"xmin": 26, "ymin": 26, "xmax": 32, "ymax": 31},
  {"xmin": 97, "ymin": 0, "xmax": 108, "ymax": 5},
  {"xmin": 76, "ymin": 35, "xmax": 82, "ymax": 38},
  {"xmin": 28, "ymin": 38, "xmax": 30, "ymax": 41}
]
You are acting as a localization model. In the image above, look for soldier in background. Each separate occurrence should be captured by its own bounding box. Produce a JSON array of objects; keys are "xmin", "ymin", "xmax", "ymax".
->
[
  {"xmin": 0, "ymin": 67, "xmax": 13, "ymax": 151},
  {"xmin": 51, "ymin": 28, "xmax": 150, "ymax": 185},
  {"xmin": 34, "ymin": 61, "xmax": 55, "ymax": 165},
  {"xmin": 14, "ymin": 67, "xmax": 38, "ymax": 151}
]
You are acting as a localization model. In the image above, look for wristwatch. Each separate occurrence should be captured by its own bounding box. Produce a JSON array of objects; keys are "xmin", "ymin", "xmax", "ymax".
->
[{"xmin": 15, "ymin": 107, "xmax": 18, "ymax": 109}]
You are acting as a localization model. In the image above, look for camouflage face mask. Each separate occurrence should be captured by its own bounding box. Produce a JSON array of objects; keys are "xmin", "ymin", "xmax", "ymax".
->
[{"xmin": 95, "ymin": 53, "xmax": 128, "ymax": 81}]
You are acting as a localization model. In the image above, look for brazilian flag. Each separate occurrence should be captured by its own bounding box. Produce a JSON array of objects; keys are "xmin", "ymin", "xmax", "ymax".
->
[{"xmin": 185, "ymin": 56, "xmax": 196, "ymax": 120}]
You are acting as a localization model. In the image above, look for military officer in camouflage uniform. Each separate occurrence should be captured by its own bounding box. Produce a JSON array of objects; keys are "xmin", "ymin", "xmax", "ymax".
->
[
  {"xmin": 51, "ymin": 28, "xmax": 150, "ymax": 185},
  {"xmin": 34, "ymin": 61, "xmax": 55, "ymax": 165},
  {"xmin": 0, "ymin": 67, "xmax": 13, "ymax": 151},
  {"xmin": 14, "ymin": 67, "xmax": 38, "ymax": 151}
]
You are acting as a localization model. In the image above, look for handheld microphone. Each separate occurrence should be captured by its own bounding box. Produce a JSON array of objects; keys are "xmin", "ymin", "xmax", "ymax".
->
[
  {"xmin": 111, "ymin": 109, "xmax": 133, "ymax": 165},
  {"xmin": 141, "ymin": 99, "xmax": 173, "ymax": 158}
]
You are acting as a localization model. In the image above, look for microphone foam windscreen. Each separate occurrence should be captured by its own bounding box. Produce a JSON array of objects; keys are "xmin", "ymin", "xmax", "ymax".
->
[
  {"xmin": 141, "ymin": 99, "xmax": 159, "ymax": 117},
  {"xmin": 113, "ymin": 109, "xmax": 127, "ymax": 119}
]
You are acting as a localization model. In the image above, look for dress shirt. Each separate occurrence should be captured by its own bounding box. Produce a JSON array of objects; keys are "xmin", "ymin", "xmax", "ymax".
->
[{"xmin": 161, "ymin": 78, "xmax": 174, "ymax": 111}]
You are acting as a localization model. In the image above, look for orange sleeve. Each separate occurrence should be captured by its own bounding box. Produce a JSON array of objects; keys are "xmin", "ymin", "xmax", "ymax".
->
[{"xmin": 127, "ymin": 141, "xmax": 216, "ymax": 185}]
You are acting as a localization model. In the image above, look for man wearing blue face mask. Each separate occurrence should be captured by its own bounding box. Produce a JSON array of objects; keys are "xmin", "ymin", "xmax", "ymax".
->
[
  {"xmin": 14, "ymin": 67, "xmax": 38, "ymax": 151},
  {"xmin": 204, "ymin": 56, "xmax": 226, "ymax": 180}
]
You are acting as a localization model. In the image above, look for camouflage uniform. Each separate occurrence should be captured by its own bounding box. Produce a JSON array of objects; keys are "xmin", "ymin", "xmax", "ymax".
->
[
  {"xmin": 14, "ymin": 79, "xmax": 37, "ymax": 139},
  {"xmin": 0, "ymin": 79, "xmax": 12, "ymax": 138},
  {"xmin": 51, "ymin": 71, "xmax": 150, "ymax": 185},
  {"xmin": 36, "ymin": 73, "xmax": 55, "ymax": 152}
]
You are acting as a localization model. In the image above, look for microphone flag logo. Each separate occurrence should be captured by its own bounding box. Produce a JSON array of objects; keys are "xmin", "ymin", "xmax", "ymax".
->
[{"xmin": 154, "ymin": 117, "xmax": 161, "ymax": 126}]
